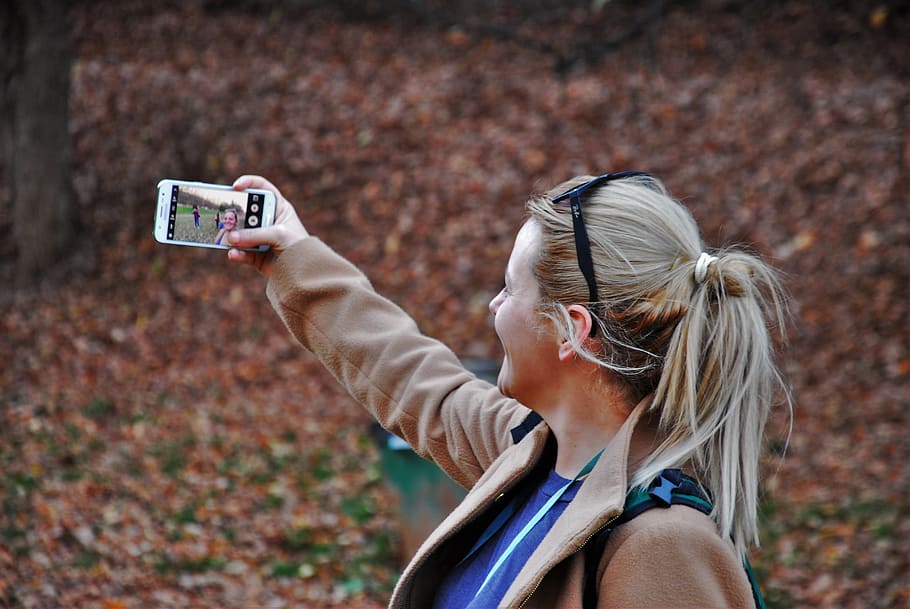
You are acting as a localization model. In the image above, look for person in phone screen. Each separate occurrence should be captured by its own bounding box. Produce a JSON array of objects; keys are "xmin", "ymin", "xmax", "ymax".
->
[{"xmin": 214, "ymin": 209, "xmax": 239, "ymax": 245}]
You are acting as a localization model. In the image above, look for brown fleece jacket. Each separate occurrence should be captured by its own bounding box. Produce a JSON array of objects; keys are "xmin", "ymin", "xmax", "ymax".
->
[{"xmin": 265, "ymin": 237, "xmax": 756, "ymax": 609}]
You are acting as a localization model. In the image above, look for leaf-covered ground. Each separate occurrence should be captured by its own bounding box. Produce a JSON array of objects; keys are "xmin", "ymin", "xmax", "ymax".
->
[{"xmin": 1, "ymin": 1, "xmax": 908, "ymax": 607}]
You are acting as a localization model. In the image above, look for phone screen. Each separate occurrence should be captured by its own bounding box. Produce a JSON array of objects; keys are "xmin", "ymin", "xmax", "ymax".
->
[{"xmin": 163, "ymin": 183, "xmax": 268, "ymax": 247}]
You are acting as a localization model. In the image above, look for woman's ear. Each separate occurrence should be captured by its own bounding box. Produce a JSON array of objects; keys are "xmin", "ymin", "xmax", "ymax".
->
[{"xmin": 558, "ymin": 304, "xmax": 594, "ymax": 361}]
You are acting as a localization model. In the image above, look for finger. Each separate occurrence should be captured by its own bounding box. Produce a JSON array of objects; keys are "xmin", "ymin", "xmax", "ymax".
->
[
  {"xmin": 227, "ymin": 247, "xmax": 257, "ymax": 266},
  {"xmin": 232, "ymin": 174, "xmax": 297, "ymax": 221},
  {"xmin": 232, "ymin": 175, "xmax": 280, "ymax": 196},
  {"xmin": 230, "ymin": 250, "xmax": 271, "ymax": 275},
  {"xmin": 227, "ymin": 226, "xmax": 282, "ymax": 250}
]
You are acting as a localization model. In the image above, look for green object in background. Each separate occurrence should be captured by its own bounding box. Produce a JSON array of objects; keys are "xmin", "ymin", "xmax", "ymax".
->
[
  {"xmin": 375, "ymin": 358, "xmax": 498, "ymax": 562},
  {"xmin": 377, "ymin": 432, "xmax": 467, "ymax": 561}
]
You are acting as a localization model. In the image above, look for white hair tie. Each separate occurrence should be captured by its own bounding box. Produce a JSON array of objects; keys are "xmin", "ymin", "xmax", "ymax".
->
[{"xmin": 694, "ymin": 252, "xmax": 718, "ymax": 284}]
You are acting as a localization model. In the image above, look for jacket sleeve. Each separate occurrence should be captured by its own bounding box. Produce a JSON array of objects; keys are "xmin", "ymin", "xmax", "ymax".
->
[
  {"xmin": 597, "ymin": 507, "xmax": 756, "ymax": 609},
  {"xmin": 265, "ymin": 237, "xmax": 531, "ymax": 488}
]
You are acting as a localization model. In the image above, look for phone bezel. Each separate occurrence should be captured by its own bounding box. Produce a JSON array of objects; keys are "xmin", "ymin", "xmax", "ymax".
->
[{"xmin": 154, "ymin": 179, "xmax": 275, "ymax": 252}]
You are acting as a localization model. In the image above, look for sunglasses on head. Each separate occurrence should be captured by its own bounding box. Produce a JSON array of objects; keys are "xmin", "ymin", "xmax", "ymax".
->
[{"xmin": 550, "ymin": 171, "xmax": 651, "ymax": 332}]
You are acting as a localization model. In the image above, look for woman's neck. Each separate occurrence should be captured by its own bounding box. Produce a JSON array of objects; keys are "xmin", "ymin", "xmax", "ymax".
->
[
  {"xmin": 547, "ymin": 410, "xmax": 621, "ymax": 477},
  {"xmin": 538, "ymin": 376, "xmax": 637, "ymax": 478}
]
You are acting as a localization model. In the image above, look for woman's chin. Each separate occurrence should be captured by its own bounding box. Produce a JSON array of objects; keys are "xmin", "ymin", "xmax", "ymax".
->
[
  {"xmin": 495, "ymin": 374, "xmax": 510, "ymax": 398},
  {"xmin": 496, "ymin": 361, "xmax": 520, "ymax": 399},
  {"xmin": 496, "ymin": 377, "xmax": 519, "ymax": 401}
]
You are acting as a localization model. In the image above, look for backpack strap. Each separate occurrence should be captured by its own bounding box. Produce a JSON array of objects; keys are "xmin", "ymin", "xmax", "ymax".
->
[{"xmin": 582, "ymin": 469, "xmax": 766, "ymax": 609}]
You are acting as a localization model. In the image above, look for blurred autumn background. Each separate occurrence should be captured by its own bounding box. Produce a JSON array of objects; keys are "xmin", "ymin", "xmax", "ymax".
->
[{"xmin": 1, "ymin": 0, "xmax": 908, "ymax": 607}]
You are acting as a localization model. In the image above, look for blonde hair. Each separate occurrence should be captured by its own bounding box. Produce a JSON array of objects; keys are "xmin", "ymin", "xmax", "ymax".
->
[{"xmin": 527, "ymin": 174, "xmax": 790, "ymax": 555}]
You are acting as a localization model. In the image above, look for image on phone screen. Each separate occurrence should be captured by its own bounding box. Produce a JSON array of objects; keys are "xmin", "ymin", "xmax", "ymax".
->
[{"xmin": 164, "ymin": 183, "xmax": 266, "ymax": 247}]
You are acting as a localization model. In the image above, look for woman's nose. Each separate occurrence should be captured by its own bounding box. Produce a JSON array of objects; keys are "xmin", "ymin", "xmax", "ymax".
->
[{"xmin": 489, "ymin": 290, "xmax": 504, "ymax": 315}]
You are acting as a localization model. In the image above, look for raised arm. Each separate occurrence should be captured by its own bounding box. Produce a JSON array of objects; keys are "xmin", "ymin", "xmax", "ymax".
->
[{"xmin": 225, "ymin": 176, "xmax": 531, "ymax": 487}]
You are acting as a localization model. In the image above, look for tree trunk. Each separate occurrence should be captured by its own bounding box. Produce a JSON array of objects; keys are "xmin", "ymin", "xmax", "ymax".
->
[{"xmin": 1, "ymin": 0, "xmax": 80, "ymax": 290}]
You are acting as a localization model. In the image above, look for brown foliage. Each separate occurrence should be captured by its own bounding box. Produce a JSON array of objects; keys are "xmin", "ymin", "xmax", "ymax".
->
[{"xmin": 1, "ymin": 1, "xmax": 908, "ymax": 607}]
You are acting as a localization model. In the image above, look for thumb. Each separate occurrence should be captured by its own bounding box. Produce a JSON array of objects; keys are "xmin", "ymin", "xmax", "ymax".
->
[
  {"xmin": 226, "ymin": 226, "xmax": 280, "ymax": 250},
  {"xmin": 227, "ymin": 224, "xmax": 306, "ymax": 252}
]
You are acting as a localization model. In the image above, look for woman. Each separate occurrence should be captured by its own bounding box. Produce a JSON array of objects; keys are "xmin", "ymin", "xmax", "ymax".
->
[
  {"xmin": 225, "ymin": 172, "xmax": 788, "ymax": 608},
  {"xmin": 214, "ymin": 208, "xmax": 240, "ymax": 245}
]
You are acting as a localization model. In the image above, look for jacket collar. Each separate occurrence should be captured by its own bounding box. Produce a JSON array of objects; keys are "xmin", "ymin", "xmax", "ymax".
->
[
  {"xmin": 394, "ymin": 397, "xmax": 651, "ymax": 607},
  {"xmin": 510, "ymin": 410, "xmax": 544, "ymax": 444}
]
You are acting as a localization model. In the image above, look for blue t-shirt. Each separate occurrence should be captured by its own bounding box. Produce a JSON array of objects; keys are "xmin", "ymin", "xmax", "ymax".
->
[{"xmin": 433, "ymin": 469, "xmax": 582, "ymax": 609}]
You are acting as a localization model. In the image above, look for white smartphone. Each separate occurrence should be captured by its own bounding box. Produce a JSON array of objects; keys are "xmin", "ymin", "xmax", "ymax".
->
[{"xmin": 154, "ymin": 179, "xmax": 276, "ymax": 251}]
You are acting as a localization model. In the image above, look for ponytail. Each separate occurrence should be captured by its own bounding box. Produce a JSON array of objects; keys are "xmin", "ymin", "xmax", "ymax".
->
[
  {"xmin": 635, "ymin": 249, "xmax": 790, "ymax": 555},
  {"xmin": 527, "ymin": 175, "xmax": 791, "ymax": 555}
]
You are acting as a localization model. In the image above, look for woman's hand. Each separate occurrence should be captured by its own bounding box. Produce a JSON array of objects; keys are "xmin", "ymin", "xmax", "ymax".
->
[{"xmin": 226, "ymin": 175, "xmax": 309, "ymax": 277}]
